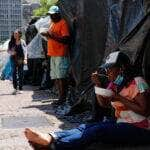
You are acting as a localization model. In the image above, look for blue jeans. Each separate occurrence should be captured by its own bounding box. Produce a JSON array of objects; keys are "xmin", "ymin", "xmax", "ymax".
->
[{"xmin": 51, "ymin": 120, "xmax": 150, "ymax": 150}]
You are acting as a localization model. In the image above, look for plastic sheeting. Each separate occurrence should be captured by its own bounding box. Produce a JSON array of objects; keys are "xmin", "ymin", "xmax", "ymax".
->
[
  {"xmin": 106, "ymin": 0, "xmax": 147, "ymax": 58},
  {"xmin": 105, "ymin": 0, "xmax": 150, "ymax": 83},
  {"xmin": 106, "ymin": 0, "xmax": 145, "ymax": 49},
  {"xmin": 34, "ymin": 16, "xmax": 50, "ymax": 32},
  {"xmin": 0, "ymin": 56, "xmax": 12, "ymax": 80},
  {"xmin": 27, "ymin": 34, "xmax": 45, "ymax": 59},
  {"xmin": 26, "ymin": 16, "xmax": 51, "ymax": 59}
]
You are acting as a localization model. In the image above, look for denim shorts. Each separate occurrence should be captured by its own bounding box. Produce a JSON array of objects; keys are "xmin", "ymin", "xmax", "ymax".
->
[{"xmin": 50, "ymin": 56, "xmax": 70, "ymax": 79}]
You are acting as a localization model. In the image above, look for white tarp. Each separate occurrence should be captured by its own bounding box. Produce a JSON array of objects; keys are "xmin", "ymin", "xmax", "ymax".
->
[
  {"xmin": 0, "ymin": 40, "xmax": 9, "ymax": 51},
  {"xmin": 34, "ymin": 16, "xmax": 51, "ymax": 41},
  {"xmin": 27, "ymin": 34, "xmax": 45, "ymax": 59},
  {"xmin": 35, "ymin": 16, "xmax": 51, "ymax": 32},
  {"xmin": 26, "ymin": 16, "xmax": 52, "ymax": 59}
]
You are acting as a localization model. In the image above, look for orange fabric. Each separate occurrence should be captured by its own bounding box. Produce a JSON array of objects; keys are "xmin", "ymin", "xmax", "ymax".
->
[
  {"xmin": 111, "ymin": 80, "xmax": 139, "ymax": 118},
  {"xmin": 47, "ymin": 19, "xmax": 70, "ymax": 56}
]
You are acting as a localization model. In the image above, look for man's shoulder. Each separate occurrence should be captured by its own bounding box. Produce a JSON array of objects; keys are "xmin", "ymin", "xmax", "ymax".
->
[{"xmin": 57, "ymin": 19, "xmax": 68, "ymax": 26}]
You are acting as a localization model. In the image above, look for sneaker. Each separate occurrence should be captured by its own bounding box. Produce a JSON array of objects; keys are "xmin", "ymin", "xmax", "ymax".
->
[{"xmin": 12, "ymin": 89, "xmax": 17, "ymax": 95}]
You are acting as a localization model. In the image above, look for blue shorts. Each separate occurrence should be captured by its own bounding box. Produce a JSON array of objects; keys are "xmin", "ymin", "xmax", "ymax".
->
[{"xmin": 50, "ymin": 56, "xmax": 70, "ymax": 79}]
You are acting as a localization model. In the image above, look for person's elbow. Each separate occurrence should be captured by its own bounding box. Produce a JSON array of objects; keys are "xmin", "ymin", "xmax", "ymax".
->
[
  {"xmin": 62, "ymin": 36, "xmax": 71, "ymax": 44},
  {"xmin": 138, "ymin": 105, "xmax": 150, "ymax": 117},
  {"xmin": 96, "ymin": 95, "xmax": 111, "ymax": 108},
  {"xmin": 141, "ymin": 107, "xmax": 150, "ymax": 117}
]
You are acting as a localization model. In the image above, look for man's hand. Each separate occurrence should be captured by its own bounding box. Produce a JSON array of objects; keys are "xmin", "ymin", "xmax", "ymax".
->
[
  {"xmin": 41, "ymin": 32, "xmax": 50, "ymax": 37},
  {"xmin": 91, "ymin": 71, "xmax": 101, "ymax": 87},
  {"xmin": 41, "ymin": 31, "xmax": 58, "ymax": 39}
]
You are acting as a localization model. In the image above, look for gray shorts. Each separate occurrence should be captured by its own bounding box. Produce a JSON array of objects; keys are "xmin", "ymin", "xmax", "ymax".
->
[{"xmin": 50, "ymin": 56, "xmax": 70, "ymax": 79}]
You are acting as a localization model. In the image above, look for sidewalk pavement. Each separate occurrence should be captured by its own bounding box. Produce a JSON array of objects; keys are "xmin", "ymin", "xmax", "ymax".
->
[{"xmin": 0, "ymin": 80, "xmax": 70, "ymax": 150}]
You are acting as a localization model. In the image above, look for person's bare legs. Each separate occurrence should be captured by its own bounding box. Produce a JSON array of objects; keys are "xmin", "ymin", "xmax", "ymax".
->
[
  {"xmin": 52, "ymin": 78, "xmax": 67, "ymax": 105},
  {"xmin": 57, "ymin": 78, "xmax": 67, "ymax": 103},
  {"xmin": 24, "ymin": 128, "xmax": 53, "ymax": 147}
]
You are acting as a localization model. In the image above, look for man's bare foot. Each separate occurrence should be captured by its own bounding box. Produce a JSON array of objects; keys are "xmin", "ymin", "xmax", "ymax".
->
[{"xmin": 24, "ymin": 128, "xmax": 52, "ymax": 147}]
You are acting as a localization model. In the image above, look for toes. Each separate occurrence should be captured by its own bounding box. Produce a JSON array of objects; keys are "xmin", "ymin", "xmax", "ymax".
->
[{"xmin": 24, "ymin": 128, "xmax": 51, "ymax": 147}]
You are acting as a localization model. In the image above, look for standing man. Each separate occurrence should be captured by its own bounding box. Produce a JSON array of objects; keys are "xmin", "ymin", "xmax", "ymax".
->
[{"xmin": 41, "ymin": 5, "xmax": 71, "ymax": 104}]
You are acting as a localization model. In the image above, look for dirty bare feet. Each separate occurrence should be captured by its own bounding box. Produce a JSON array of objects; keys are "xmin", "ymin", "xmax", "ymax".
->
[{"xmin": 24, "ymin": 128, "xmax": 53, "ymax": 147}]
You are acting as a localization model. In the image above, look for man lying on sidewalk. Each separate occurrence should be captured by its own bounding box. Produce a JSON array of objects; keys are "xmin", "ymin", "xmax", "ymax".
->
[{"xmin": 24, "ymin": 51, "xmax": 150, "ymax": 150}]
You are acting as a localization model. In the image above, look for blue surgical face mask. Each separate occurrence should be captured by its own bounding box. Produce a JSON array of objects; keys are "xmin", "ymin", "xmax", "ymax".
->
[{"xmin": 113, "ymin": 74, "xmax": 124, "ymax": 86}]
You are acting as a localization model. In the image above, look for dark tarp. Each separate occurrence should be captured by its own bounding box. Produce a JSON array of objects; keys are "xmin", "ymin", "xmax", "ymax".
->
[
  {"xmin": 106, "ymin": 0, "xmax": 150, "ymax": 84},
  {"xmin": 58, "ymin": 0, "xmax": 150, "ymax": 87}
]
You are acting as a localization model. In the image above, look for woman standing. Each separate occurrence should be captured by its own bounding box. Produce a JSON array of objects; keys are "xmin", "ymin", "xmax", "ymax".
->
[{"xmin": 8, "ymin": 30, "xmax": 27, "ymax": 95}]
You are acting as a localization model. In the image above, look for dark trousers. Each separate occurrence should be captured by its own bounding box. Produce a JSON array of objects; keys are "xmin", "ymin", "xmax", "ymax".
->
[
  {"xmin": 27, "ymin": 58, "xmax": 44, "ymax": 85},
  {"xmin": 12, "ymin": 61, "xmax": 24, "ymax": 90}
]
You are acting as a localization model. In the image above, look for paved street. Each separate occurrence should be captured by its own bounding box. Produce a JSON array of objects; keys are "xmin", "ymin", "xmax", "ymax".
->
[{"xmin": 0, "ymin": 80, "xmax": 73, "ymax": 150}]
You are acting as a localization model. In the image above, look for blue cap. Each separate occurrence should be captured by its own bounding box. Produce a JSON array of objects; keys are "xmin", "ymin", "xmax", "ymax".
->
[{"xmin": 48, "ymin": 6, "xmax": 60, "ymax": 14}]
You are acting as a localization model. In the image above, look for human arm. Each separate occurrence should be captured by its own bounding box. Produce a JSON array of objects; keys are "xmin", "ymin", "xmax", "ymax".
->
[
  {"xmin": 96, "ymin": 94, "xmax": 112, "ymax": 108},
  {"xmin": 91, "ymin": 72, "xmax": 112, "ymax": 107},
  {"xmin": 41, "ymin": 31, "xmax": 70, "ymax": 45},
  {"xmin": 21, "ymin": 40, "xmax": 27, "ymax": 63},
  {"xmin": 112, "ymin": 92, "xmax": 150, "ymax": 117},
  {"xmin": 41, "ymin": 20, "xmax": 71, "ymax": 44}
]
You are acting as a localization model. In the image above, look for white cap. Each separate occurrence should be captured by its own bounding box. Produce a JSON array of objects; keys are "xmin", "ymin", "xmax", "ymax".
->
[
  {"xmin": 47, "ymin": 6, "xmax": 60, "ymax": 14},
  {"xmin": 100, "ymin": 51, "xmax": 130, "ymax": 69}
]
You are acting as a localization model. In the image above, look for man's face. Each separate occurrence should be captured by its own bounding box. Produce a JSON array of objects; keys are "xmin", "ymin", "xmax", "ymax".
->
[
  {"xmin": 106, "ymin": 66, "xmax": 121, "ymax": 81},
  {"xmin": 49, "ymin": 13, "xmax": 61, "ymax": 22}
]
